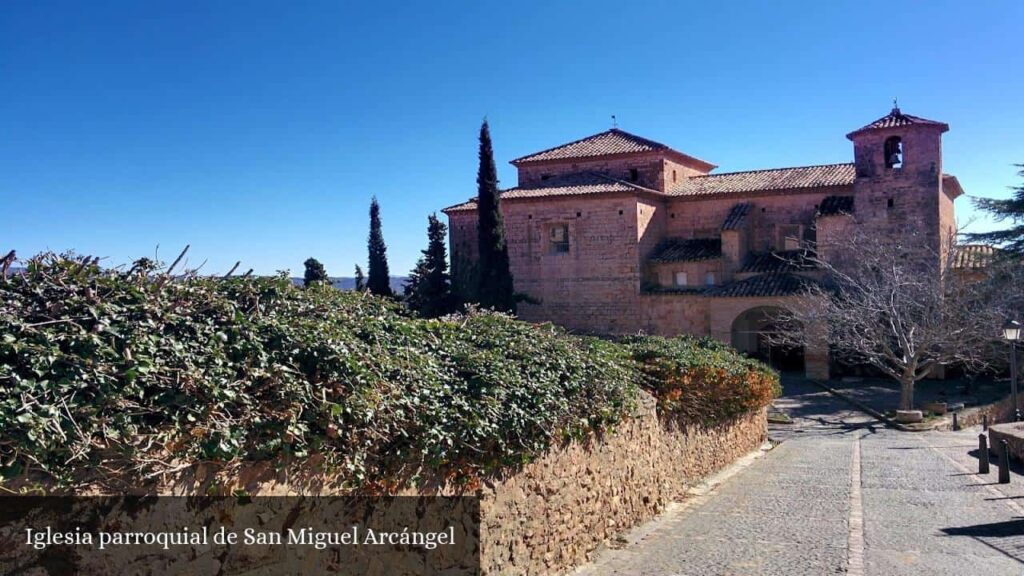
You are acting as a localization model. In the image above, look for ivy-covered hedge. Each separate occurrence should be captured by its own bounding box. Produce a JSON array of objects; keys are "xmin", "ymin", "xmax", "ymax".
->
[{"xmin": 0, "ymin": 254, "xmax": 777, "ymax": 489}]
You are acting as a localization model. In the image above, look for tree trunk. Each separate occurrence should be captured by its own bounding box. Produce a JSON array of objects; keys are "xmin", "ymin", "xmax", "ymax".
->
[{"xmin": 899, "ymin": 377, "xmax": 915, "ymax": 411}]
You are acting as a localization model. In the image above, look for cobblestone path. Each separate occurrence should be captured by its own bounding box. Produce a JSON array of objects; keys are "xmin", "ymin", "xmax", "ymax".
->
[{"xmin": 576, "ymin": 378, "xmax": 1024, "ymax": 575}]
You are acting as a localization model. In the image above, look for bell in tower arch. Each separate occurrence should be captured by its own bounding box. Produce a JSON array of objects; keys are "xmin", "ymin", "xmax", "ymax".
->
[{"xmin": 884, "ymin": 136, "xmax": 903, "ymax": 169}]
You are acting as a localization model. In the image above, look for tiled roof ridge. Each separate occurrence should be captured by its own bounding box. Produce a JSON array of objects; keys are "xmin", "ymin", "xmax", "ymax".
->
[
  {"xmin": 692, "ymin": 162, "xmax": 855, "ymax": 181},
  {"xmin": 442, "ymin": 170, "xmax": 664, "ymax": 210},
  {"xmin": 951, "ymin": 243, "xmax": 1003, "ymax": 269},
  {"xmin": 739, "ymin": 249, "xmax": 818, "ymax": 274},
  {"xmin": 508, "ymin": 170, "xmax": 659, "ymax": 194},
  {"xmin": 510, "ymin": 128, "xmax": 670, "ymax": 164},
  {"xmin": 817, "ymin": 195, "xmax": 855, "ymax": 217},
  {"xmin": 649, "ymin": 237, "xmax": 722, "ymax": 263},
  {"xmin": 706, "ymin": 271, "xmax": 819, "ymax": 298},
  {"xmin": 721, "ymin": 202, "xmax": 753, "ymax": 231},
  {"xmin": 846, "ymin": 107, "xmax": 948, "ymax": 138},
  {"xmin": 441, "ymin": 198, "xmax": 478, "ymax": 213}
]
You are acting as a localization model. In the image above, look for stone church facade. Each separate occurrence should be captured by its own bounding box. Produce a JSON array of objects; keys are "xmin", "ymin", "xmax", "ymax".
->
[{"xmin": 443, "ymin": 108, "xmax": 964, "ymax": 378}]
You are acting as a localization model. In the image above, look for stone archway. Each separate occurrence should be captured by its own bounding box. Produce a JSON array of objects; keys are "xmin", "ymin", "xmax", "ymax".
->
[{"xmin": 730, "ymin": 306, "xmax": 805, "ymax": 373}]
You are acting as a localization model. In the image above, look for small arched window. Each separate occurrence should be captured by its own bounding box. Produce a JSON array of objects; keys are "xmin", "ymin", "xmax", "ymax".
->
[{"xmin": 884, "ymin": 136, "xmax": 903, "ymax": 169}]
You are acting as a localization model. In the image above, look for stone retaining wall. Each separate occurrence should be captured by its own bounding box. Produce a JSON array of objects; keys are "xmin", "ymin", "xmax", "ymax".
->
[
  {"xmin": 3, "ymin": 392, "xmax": 768, "ymax": 575},
  {"xmin": 478, "ymin": 392, "xmax": 768, "ymax": 575},
  {"xmin": 989, "ymin": 422, "xmax": 1024, "ymax": 462},
  {"xmin": 955, "ymin": 394, "xmax": 1016, "ymax": 430}
]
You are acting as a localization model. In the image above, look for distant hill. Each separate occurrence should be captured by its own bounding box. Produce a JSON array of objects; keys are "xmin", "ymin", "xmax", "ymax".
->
[
  {"xmin": 4, "ymin": 268, "xmax": 408, "ymax": 291},
  {"xmin": 290, "ymin": 276, "xmax": 409, "ymax": 293}
]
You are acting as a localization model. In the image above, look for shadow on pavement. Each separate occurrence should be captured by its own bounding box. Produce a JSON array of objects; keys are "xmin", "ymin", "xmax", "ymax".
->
[{"xmin": 940, "ymin": 519, "xmax": 1024, "ymax": 563}]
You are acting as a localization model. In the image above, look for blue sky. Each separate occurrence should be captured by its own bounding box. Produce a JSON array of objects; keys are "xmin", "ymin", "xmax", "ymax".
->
[{"xmin": 3, "ymin": 1, "xmax": 1022, "ymax": 276}]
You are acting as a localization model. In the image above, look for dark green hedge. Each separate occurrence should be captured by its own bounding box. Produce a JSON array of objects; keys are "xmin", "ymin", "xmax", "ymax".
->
[{"xmin": 0, "ymin": 254, "xmax": 777, "ymax": 489}]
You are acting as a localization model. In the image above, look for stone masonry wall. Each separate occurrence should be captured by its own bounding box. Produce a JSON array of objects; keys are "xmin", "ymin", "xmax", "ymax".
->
[
  {"xmin": 638, "ymin": 292, "xmax": 710, "ymax": 336},
  {"xmin": 851, "ymin": 127, "xmax": 945, "ymax": 261},
  {"xmin": 507, "ymin": 194, "xmax": 644, "ymax": 333},
  {"xmin": 516, "ymin": 151, "xmax": 712, "ymax": 191},
  {"xmin": 12, "ymin": 393, "xmax": 768, "ymax": 576},
  {"xmin": 479, "ymin": 393, "xmax": 768, "ymax": 575},
  {"xmin": 665, "ymin": 188, "xmax": 847, "ymax": 255},
  {"xmin": 517, "ymin": 153, "xmax": 665, "ymax": 190}
]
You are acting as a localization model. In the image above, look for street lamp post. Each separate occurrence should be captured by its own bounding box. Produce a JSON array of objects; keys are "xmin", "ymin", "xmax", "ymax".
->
[{"xmin": 1003, "ymin": 319, "xmax": 1022, "ymax": 422}]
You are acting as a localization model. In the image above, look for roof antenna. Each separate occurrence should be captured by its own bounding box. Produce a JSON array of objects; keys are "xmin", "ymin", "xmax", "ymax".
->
[
  {"xmin": 611, "ymin": 114, "xmax": 617, "ymax": 129},
  {"xmin": 892, "ymin": 98, "xmax": 900, "ymax": 113}
]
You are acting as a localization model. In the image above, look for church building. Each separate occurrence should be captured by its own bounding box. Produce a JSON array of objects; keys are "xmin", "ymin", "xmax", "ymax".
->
[{"xmin": 442, "ymin": 107, "xmax": 964, "ymax": 379}]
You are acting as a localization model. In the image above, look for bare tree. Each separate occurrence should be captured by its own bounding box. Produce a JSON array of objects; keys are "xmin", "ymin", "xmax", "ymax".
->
[{"xmin": 772, "ymin": 228, "xmax": 1018, "ymax": 411}]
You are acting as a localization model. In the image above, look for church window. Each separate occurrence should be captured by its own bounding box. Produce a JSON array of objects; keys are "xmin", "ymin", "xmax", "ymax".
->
[
  {"xmin": 629, "ymin": 168, "xmax": 639, "ymax": 182},
  {"xmin": 884, "ymin": 136, "xmax": 903, "ymax": 169},
  {"xmin": 672, "ymin": 170, "xmax": 677, "ymax": 183},
  {"xmin": 674, "ymin": 271, "xmax": 688, "ymax": 287},
  {"xmin": 887, "ymin": 198, "xmax": 895, "ymax": 209},
  {"xmin": 780, "ymin": 225, "xmax": 802, "ymax": 250},
  {"xmin": 704, "ymin": 272, "xmax": 715, "ymax": 286},
  {"xmin": 549, "ymin": 224, "xmax": 570, "ymax": 253}
]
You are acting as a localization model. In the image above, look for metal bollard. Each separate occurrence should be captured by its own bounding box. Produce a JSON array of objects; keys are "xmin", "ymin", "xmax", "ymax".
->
[
  {"xmin": 999, "ymin": 439, "xmax": 1011, "ymax": 484},
  {"xmin": 953, "ymin": 412, "xmax": 959, "ymax": 431},
  {"xmin": 983, "ymin": 414, "xmax": 988, "ymax": 431},
  {"xmin": 979, "ymin": 434, "xmax": 990, "ymax": 474}
]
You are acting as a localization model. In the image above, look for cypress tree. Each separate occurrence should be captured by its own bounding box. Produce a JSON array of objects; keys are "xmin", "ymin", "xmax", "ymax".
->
[
  {"xmin": 366, "ymin": 197, "xmax": 393, "ymax": 297},
  {"xmin": 475, "ymin": 120, "xmax": 516, "ymax": 312},
  {"xmin": 302, "ymin": 257, "xmax": 328, "ymax": 287},
  {"xmin": 405, "ymin": 213, "xmax": 455, "ymax": 317},
  {"xmin": 353, "ymin": 264, "xmax": 366, "ymax": 292},
  {"xmin": 967, "ymin": 165, "xmax": 1024, "ymax": 256}
]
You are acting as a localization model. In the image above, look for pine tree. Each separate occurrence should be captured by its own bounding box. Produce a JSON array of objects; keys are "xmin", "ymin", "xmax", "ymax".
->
[
  {"xmin": 302, "ymin": 257, "xmax": 329, "ymax": 287},
  {"xmin": 475, "ymin": 120, "xmax": 516, "ymax": 312},
  {"xmin": 405, "ymin": 214, "xmax": 455, "ymax": 317},
  {"xmin": 366, "ymin": 197, "xmax": 393, "ymax": 297},
  {"xmin": 353, "ymin": 264, "xmax": 366, "ymax": 292},
  {"xmin": 967, "ymin": 165, "xmax": 1024, "ymax": 256}
]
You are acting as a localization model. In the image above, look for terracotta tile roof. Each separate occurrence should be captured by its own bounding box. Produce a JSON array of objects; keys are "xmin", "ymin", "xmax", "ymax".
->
[
  {"xmin": 817, "ymin": 195, "xmax": 854, "ymax": 217},
  {"xmin": 442, "ymin": 198, "xmax": 478, "ymax": 213},
  {"xmin": 501, "ymin": 172, "xmax": 648, "ymax": 200},
  {"xmin": 510, "ymin": 128, "xmax": 716, "ymax": 170},
  {"xmin": 951, "ymin": 244, "xmax": 1001, "ymax": 269},
  {"xmin": 511, "ymin": 129, "xmax": 671, "ymax": 164},
  {"xmin": 706, "ymin": 273, "xmax": 818, "ymax": 298},
  {"xmin": 649, "ymin": 238, "xmax": 722, "ymax": 262},
  {"xmin": 669, "ymin": 163, "xmax": 855, "ymax": 197},
  {"xmin": 740, "ymin": 250, "xmax": 818, "ymax": 274},
  {"xmin": 846, "ymin": 107, "xmax": 948, "ymax": 139},
  {"xmin": 441, "ymin": 172, "xmax": 650, "ymax": 213},
  {"xmin": 942, "ymin": 174, "xmax": 965, "ymax": 199},
  {"xmin": 721, "ymin": 202, "xmax": 752, "ymax": 230}
]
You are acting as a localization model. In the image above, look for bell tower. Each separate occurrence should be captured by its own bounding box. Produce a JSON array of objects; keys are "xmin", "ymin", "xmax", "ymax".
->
[{"xmin": 846, "ymin": 105, "xmax": 950, "ymax": 255}]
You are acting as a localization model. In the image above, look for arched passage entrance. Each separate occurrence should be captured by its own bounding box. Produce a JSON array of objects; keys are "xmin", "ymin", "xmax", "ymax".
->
[{"xmin": 730, "ymin": 306, "xmax": 805, "ymax": 373}]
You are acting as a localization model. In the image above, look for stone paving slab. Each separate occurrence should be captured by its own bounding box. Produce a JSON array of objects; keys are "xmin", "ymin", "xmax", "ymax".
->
[
  {"xmin": 576, "ymin": 378, "xmax": 1024, "ymax": 576},
  {"xmin": 695, "ymin": 492, "xmax": 849, "ymax": 518},
  {"xmin": 865, "ymin": 548, "xmax": 1022, "ymax": 576},
  {"xmin": 583, "ymin": 539, "xmax": 845, "ymax": 576}
]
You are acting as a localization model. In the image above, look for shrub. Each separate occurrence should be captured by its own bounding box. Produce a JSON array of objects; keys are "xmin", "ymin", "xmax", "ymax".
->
[
  {"xmin": 0, "ymin": 253, "xmax": 777, "ymax": 490},
  {"xmin": 0, "ymin": 254, "xmax": 637, "ymax": 488},
  {"xmin": 623, "ymin": 335, "xmax": 780, "ymax": 425}
]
